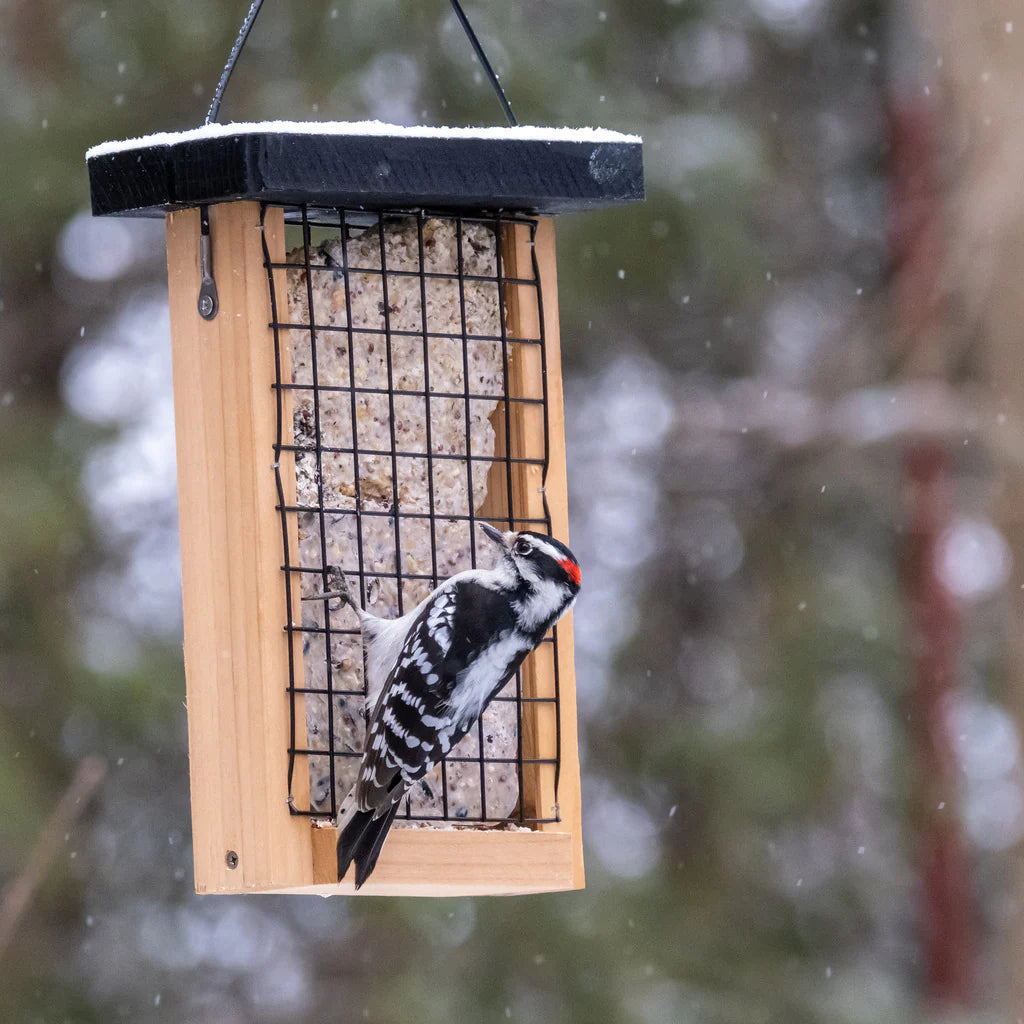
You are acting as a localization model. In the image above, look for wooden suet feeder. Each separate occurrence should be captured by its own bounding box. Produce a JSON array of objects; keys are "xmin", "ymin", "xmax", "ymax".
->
[{"xmin": 86, "ymin": 9, "xmax": 643, "ymax": 897}]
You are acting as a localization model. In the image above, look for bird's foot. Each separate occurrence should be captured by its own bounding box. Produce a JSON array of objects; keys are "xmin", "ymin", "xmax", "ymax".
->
[{"xmin": 301, "ymin": 565, "xmax": 356, "ymax": 609}]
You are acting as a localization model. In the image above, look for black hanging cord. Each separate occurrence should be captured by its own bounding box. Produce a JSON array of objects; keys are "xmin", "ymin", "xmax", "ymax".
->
[
  {"xmin": 448, "ymin": 0, "xmax": 517, "ymax": 127},
  {"xmin": 206, "ymin": 0, "xmax": 267, "ymax": 125},
  {"xmin": 204, "ymin": 0, "xmax": 517, "ymax": 127}
]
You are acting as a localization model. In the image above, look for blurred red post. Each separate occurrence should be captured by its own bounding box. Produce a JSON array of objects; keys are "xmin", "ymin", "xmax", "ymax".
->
[
  {"xmin": 903, "ymin": 442, "xmax": 973, "ymax": 1005},
  {"xmin": 889, "ymin": 89, "xmax": 974, "ymax": 1005}
]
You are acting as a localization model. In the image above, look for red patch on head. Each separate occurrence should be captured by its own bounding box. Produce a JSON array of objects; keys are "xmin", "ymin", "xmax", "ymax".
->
[{"xmin": 559, "ymin": 559, "xmax": 581, "ymax": 586}]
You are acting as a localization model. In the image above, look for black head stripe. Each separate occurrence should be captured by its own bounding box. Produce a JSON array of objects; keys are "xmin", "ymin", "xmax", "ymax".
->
[
  {"xmin": 533, "ymin": 549, "xmax": 565, "ymax": 580},
  {"xmin": 518, "ymin": 531, "xmax": 579, "ymax": 566}
]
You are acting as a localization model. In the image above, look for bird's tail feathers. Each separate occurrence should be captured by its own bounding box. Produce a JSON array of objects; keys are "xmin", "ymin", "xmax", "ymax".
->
[
  {"xmin": 354, "ymin": 804, "xmax": 400, "ymax": 888},
  {"xmin": 336, "ymin": 799, "xmax": 400, "ymax": 889}
]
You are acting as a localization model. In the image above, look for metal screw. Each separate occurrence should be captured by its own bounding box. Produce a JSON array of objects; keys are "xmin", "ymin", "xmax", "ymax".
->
[
  {"xmin": 225, "ymin": 850, "xmax": 239, "ymax": 869},
  {"xmin": 199, "ymin": 293, "xmax": 216, "ymax": 318}
]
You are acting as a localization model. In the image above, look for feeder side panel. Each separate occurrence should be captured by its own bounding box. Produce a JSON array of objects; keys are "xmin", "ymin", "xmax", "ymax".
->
[
  {"xmin": 533, "ymin": 219, "xmax": 585, "ymax": 890},
  {"xmin": 166, "ymin": 202, "xmax": 312, "ymax": 895},
  {"xmin": 504, "ymin": 219, "xmax": 584, "ymax": 889},
  {"xmin": 500, "ymin": 222, "xmax": 557, "ymax": 827}
]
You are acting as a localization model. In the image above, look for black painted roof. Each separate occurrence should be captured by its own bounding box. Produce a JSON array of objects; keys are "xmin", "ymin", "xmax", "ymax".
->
[{"xmin": 86, "ymin": 123, "xmax": 644, "ymax": 217}]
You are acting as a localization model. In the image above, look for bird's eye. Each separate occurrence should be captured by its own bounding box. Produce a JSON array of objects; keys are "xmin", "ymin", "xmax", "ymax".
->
[{"xmin": 513, "ymin": 538, "xmax": 531, "ymax": 556}]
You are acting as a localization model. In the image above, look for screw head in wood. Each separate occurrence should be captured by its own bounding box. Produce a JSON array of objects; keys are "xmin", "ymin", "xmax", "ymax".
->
[{"xmin": 225, "ymin": 850, "xmax": 239, "ymax": 869}]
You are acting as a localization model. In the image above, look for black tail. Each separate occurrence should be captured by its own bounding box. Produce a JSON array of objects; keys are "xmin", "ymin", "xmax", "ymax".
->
[{"xmin": 337, "ymin": 803, "xmax": 400, "ymax": 889}]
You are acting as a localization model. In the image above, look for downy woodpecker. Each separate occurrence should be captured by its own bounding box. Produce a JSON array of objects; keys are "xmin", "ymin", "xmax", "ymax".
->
[{"xmin": 310, "ymin": 522, "xmax": 581, "ymax": 888}]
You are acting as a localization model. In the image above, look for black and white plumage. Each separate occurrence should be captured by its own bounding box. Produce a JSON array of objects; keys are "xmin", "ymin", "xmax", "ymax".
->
[{"xmin": 317, "ymin": 523, "xmax": 581, "ymax": 888}]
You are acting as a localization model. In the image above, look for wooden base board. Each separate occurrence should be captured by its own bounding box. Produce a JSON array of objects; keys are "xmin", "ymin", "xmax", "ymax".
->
[{"xmin": 217, "ymin": 826, "xmax": 579, "ymax": 897}]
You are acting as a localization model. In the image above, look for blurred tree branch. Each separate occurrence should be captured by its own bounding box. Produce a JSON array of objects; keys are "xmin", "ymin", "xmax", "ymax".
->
[{"xmin": 0, "ymin": 756, "xmax": 106, "ymax": 963}]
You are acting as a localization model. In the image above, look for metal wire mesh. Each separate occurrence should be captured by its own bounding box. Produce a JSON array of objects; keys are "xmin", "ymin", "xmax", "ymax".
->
[{"xmin": 263, "ymin": 204, "xmax": 562, "ymax": 827}]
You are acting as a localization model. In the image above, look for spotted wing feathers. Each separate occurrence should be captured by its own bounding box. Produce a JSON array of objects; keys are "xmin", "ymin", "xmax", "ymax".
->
[
  {"xmin": 337, "ymin": 579, "xmax": 534, "ymax": 886},
  {"xmin": 354, "ymin": 585, "xmax": 462, "ymax": 811}
]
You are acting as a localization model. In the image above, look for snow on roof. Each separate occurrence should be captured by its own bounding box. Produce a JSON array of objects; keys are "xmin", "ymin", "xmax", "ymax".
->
[{"xmin": 86, "ymin": 119, "xmax": 642, "ymax": 160}]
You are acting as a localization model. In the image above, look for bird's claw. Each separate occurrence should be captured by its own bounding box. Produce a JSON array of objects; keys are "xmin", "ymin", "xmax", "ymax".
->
[{"xmin": 302, "ymin": 565, "xmax": 356, "ymax": 607}]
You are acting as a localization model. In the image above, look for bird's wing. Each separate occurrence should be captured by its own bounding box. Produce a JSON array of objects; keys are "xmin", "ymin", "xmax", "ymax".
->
[{"xmin": 352, "ymin": 580, "xmax": 527, "ymax": 815}]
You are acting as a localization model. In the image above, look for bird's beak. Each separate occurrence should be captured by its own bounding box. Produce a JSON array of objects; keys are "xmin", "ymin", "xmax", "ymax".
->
[{"xmin": 479, "ymin": 521, "xmax": 508, "ymax": 550}]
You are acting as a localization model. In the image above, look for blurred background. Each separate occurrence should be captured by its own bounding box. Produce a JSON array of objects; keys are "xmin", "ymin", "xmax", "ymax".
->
[{"xmin": 2, "ymin": 0, "xmax": 1023, "ymax": 1020}]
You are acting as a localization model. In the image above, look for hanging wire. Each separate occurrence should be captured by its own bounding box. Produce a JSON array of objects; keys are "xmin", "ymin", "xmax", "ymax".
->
[
  {"xmin": 205, "ymin": 0, "xmax": 517, "ymax": 127},
  {"xmin": 448, "ymin": 0, "xmax": 518, "ymax": 127},
  {"xmin": 206, "ymin": 0, "xmax": 267, "ymax": 125}
]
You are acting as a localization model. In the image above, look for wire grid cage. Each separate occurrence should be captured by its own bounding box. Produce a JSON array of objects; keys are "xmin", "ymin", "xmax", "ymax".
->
[{"xmin": 263, "ymin": 204, "xmax": 563, "ymax": 829}]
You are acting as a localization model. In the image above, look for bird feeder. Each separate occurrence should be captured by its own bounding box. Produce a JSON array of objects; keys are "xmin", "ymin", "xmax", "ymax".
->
[{"xmin": 86, "ymin": 41, "xmax": 642, "ymax": 898}]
